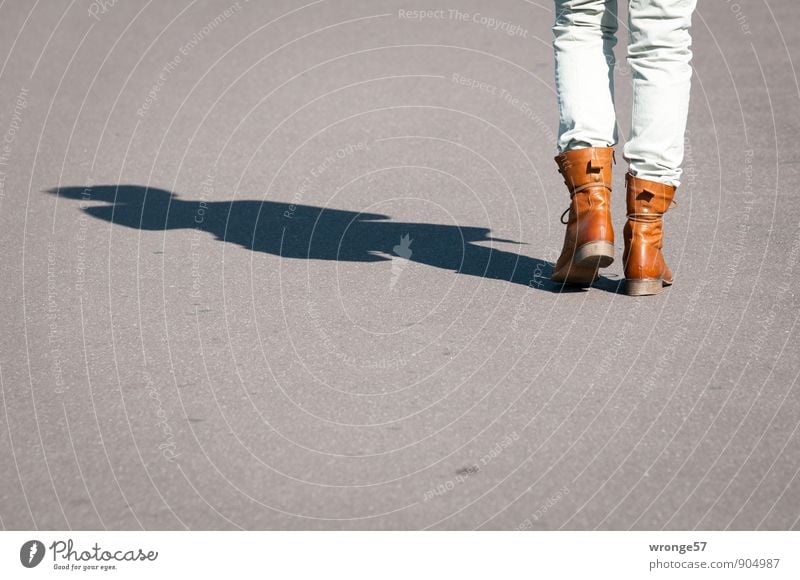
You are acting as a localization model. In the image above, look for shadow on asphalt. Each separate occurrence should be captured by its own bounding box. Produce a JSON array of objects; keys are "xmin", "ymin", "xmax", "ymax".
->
[{"xmin": 47, "ymin": 184, "xmax": 622, "ymax": 294}]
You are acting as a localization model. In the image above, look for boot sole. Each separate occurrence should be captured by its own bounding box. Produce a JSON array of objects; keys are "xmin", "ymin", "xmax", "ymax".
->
[
  {"xmin": 551, "ymin": 241, "xmax": 615, "ymax": 287},
  {"xmin": 625, "ymin": 278, "xmax": 672, "ymax": 296}
]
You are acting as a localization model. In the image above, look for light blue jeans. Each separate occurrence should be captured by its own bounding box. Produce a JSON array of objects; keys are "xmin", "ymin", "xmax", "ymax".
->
[{"xmin": 553, "ymin": 0, "xmax": 697, "ymax": 186}]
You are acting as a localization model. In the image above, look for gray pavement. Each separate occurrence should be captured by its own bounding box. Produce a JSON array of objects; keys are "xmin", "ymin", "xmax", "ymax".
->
[{"xmin": 1, "ymin": 0, "xmax": 799, "ymax": 530}]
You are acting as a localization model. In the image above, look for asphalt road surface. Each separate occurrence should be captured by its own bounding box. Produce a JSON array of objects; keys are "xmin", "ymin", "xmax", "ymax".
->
[{"xmin": 1, "ymin": 0, "xmax": 799, "ymax": 530}]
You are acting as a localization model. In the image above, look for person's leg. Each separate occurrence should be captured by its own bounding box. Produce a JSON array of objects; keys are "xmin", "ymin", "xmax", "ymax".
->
[
  {"xmin": 554, "ymin": 0, "xmax": 619, "ymax": 152},
  {"xmin": 622, "ymin": 0, "xmax": 696, "ymax": 295},
  {"xmin": 550, "ymin": 0, "xmax": 619, "ymax": 286},
  {"xmin": 625, "ymin": 0, "xmax": 696, "ymax": 186}
]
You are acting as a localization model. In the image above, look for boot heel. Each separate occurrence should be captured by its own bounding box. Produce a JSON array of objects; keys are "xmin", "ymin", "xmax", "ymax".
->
[
  {"xmin": 625, "ymin": 278, "xmax": 664, "ymax": 296},
  {"xmin": 574, "ymin": 241, "xmax": 614, "ymax": 268}
]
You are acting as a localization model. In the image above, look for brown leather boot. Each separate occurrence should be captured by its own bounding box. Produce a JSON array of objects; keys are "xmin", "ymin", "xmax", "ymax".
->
[
  {"xmin": 623, "ymin": 174, "xmax": 676, "ymax": 296},
  {"xmin": 550, "ymin": 147, "xmax": 615, "ymax": 286}
]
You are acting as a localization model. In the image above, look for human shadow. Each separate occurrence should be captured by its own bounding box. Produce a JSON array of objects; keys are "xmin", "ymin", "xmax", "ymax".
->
[{"xmin": 46, "ymin": 185, "xmax": 619, "ymax": 292}]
